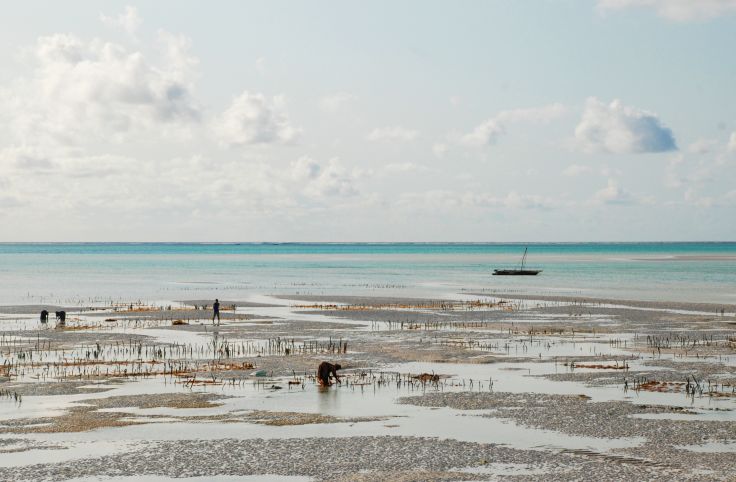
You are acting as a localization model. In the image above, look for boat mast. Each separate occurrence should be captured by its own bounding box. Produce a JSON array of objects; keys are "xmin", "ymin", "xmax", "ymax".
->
[{"xmin": 520, "ymin": 247, "xmax": 528, "ymax": 271}]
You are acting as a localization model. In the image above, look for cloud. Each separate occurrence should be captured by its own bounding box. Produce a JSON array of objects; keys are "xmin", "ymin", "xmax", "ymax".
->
[
  {"xmin": 214, "ymin": 91, "xmax": 300, "ymax": 146},
  {"xmin": 384, "ymin": 162, "xmax": 419, "ymax": 173},
  {"xmin": 575, "ymin": 98, "xmax": 676, "ymax": 154},
  {"xmin": 398, "ymin": 190, "xmax": 562, "ymax": 211},
  {"xmin": 255, "ymin": 57, "xmax": 267, "ymax": 75},
  {"xmin": 729, "ymin": 132, "xmax": 736, "ymax": 152},
  {"xmin": 290, "ymin": 156, "xmax": 322, "ymax": 181},
  {"xmin": 2, "ymin": 32, "xmax": 200, "ymax": 145},
  {"xmin": 0, "ymin": 17, "xmax": 375, "ymax": 238},
  {"xmin": 383, "ymin": 162, "xmax": 435, "ymax": 174},
  {"xmin": 663, "ymin": 155, "xmax": 685, "ymax": 189},
  {"xmin": 500, "ymin": 191, "xmax": 559, "ymax": 210},
  {"xmin": 594, "ymin": 179, "xmax": 634, "ymax": 204},
  {"xmin": 460, "ymin": 120, "xmax": 504, "ymax": 146},
  {"xmin": 600, "ymin": 165, "xmax": 623, "ymax": 177},
  {"xmin": 319, "ymin": 92, "xmax": 355, "ymax": 113},
  {"xmin": 432, "ymin": 143, "xmax": 448, "ymax": 158},
  {"xmin": 157, "ymin": 30, "xmax": 199, "ymax": 83},
  {"xmin": 663, "ymin": 152, "xmax": 717, "ymax": 192},
  {"xmin": 0, "ymin": 150, "xmax": 367, "ymax": 231},
  {"xmin": 684, "ymin": 188, "xmax": 715, "ymax": 207},
  {"xmin": 366, "ymin": 126, "xmax": 419, "ymax": 142},
  {"xmin": 460, "ymin": 103, "xmax": 566, "ymax": 146},
  {"xmin": 100, "ymin": 5, "xmax": 142, "ymax": 38},
  {"xmin": 598, "ymin": 0, "xmax": 736, "ymax": 21},
  {"xmin": 563, "ymin": 164, "xmax": 593, "ymax": 176},
  {"xmin": 291, "ymin": 157, "xmax": 360, "ymax": 198},
  {"xmin": 688, "ymin": 138, "xmax": 719, "ymax": 155},
  {"xmin": 0, "ymin": 195, "xmax": 22, "ymax": 210},
  {"xmin": 0, "ymin": 146, "xmax": 56, "ymax": 171}
]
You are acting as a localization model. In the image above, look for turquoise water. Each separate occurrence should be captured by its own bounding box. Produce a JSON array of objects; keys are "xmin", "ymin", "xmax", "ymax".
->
[{"xmin": 0, "ymin": 243, "xmax": 734, "ymax": 305}]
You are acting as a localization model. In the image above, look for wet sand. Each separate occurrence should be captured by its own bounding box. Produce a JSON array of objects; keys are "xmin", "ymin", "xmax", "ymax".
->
[
  {"xmin": 0, "ymin": 291, "xmax": 734, "ymax": 480},
  {"xmin": 466, "ymin": 291, "xmax": 736, "ymax": 314}
]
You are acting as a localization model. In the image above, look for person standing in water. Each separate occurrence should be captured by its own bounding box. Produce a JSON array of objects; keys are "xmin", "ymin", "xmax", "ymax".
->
[{"xmin": 212, "ymin": 299, "xmax": 220, "ymax": 325}]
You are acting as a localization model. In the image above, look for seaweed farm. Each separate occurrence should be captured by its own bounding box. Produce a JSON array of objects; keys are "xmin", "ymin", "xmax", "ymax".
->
[{"xmin": 1, "ymin": 291, "xmax": 735, "ymax": 480}]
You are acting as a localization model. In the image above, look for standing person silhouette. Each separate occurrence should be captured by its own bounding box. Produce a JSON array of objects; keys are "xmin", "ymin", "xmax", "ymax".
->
[{"xmin": 212, "ymin": 299, "xmax": 220, "ymax": 325}]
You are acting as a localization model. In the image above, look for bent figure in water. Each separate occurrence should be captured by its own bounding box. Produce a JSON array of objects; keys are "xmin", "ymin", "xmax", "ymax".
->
[{"xmin": 317, "ymin": 361, "xmax": 342, "ymax": 387}]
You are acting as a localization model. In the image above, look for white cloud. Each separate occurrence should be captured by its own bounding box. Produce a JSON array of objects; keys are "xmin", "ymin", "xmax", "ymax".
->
[
  {"xmin": 729, "ymin": 132, "xmax": 736, "ymax": 152},
  {"xmin": 319, "ymin": 92, "xmax": 355, "ymax": 113},
  {"xmin": 291, "ymin": 157, "xmax": 360, "ymax": 198},
  {"xmin": 255, "ymin": 57, "xmax": 267, "ymax": 75},
  {"xmin": 460, "ymin": 119, "xmax": 504, "ymax": 146},
  {"xmin": 600, "ymin": 165, "xmax": 623, "ymax": 177},
  {"xmin": 384, "ymin": 162, "xmax": 418, "ymax": 173},
  {"xmin": 0, "ymin": 195, "xmax": 22, "ymax": 210},
  {"xmin": 563, "ymin": 164, "xmax": 593, "ymax": 176},
  {"xmin": 398, "ymin": 190, "xmax": 562, "ymax": 211},
  {"xmin": 2, "ymin": 32, "xmax": 200, "ymax": 145},
  {"xmin": 575, "ymin": 98, "xmax": 676, "ymax": 154},
  {"xmin": 290, "ymin": 156, "xmax": 322, "ymax": 181},
  {"xmin": 432, "ymin": 143, "xmax": 448, "ymax": 158},
  {"xmin": 0, "ymin": 150, "xmax": 366, "ymax": 229},
  {"xmin": 0, "ymin": 145, "xmax": 56, "ymax": 171},
  {"xmin": 501, "ymin": 191, "xmax": 558, "ymax": 210},
  {"xmin": 214, "ymin": 91, "xmax": 300, "ymax": 146},
  {"xmin": 366, "ymin": 126, "xmax": 419, "ymax": 142},
  {"xmin": 594, "ymin": 179, "xmax": 636, "ymax": 204},
  {"xmin": 157, "ymin": 30, "xmax": 199, "ymax": 83},
  {"xmin": 684, "ymin": 188, "xmax": 715, "ymax": 207},
  {"xmin": 688, "ymin": 138, "xmax": 719, "ymax": 154},
  {"xmin": 598, "ymin": 0, "xmax": 736, "ymax": 21},
  {"xmin": 663, "ymin": 153, "xmax": 717, "ymax": 192},
  {"xmin": 664, "ymin": 155, "xmax": 685, "ymax": 189},
  {"xmin": 383, "ymin": 162, "xmax": 435, "ymax": 174},
  {"xmin": 460, "ymin": 103, "xmax": 566, "ymax": 146},
  {"xmin": 100, "ymin": 5, "xmax": 142, "ymax": 38},
  {"xmin": 0, "ymin": 14, "xmax": 380, "ymax": 239}
]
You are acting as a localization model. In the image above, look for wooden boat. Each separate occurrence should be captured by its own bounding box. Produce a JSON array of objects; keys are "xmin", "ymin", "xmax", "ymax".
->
[{"xmin": 493, "ymin": 247, "xmax": 542, "ymax": 276}]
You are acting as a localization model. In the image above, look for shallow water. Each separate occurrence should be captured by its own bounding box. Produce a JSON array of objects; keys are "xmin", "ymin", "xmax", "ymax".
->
[
  {"xmin": 1, "ymin": 279, "xmax": 735, "ymax": 476},
  {"xmin": 0, "ymin": 373, "xmax": 645, "ymax": 470},
  {"xmin": 2, "ymin": 242, "xmax": 736, "ymax": 305},
  {"xmin": 2, "ymin": 346, "xmax": 733, "ymax": 469}
]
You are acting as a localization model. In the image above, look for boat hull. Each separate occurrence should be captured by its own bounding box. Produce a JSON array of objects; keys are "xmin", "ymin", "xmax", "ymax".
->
[{"xmin": 492, "ymin": 269, "xmax": 542, "ymax": 276}]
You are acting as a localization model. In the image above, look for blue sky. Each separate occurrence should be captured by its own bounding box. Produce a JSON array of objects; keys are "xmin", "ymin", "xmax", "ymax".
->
[{"xmin": 0, "ymin": 1, "xmax": 735, "ymax": 241}]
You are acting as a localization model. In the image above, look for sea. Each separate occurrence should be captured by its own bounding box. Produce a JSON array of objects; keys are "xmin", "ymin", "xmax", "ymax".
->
[{"xmin": 0, "ymin": 242, "xmax": 734, "ymax": 306}]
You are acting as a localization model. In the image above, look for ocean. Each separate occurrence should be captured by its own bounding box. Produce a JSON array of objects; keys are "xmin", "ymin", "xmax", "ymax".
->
[{"xmin": 0, "ymin": 242, "xmax": 734, "ymax": 306}]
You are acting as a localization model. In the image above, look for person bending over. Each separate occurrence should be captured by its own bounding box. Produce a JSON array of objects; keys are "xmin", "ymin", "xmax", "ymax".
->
[{"xmin": 317, "ymin": 361, "xmax": 342, "ymax": 387}]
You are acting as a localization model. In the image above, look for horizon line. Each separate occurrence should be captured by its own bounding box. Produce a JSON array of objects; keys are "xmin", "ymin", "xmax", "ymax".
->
[{"xmin": 1, "ymin": 241, "xmax": 735, "ymax": 245}]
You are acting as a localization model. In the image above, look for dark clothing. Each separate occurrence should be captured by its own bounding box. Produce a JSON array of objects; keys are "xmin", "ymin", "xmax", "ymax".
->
[
  {"xmin": 40, "ymin": 310, "xmax": 49, "ymax": 323},
  {"xmin": 317, "ymin": 361, "xmax": 341, "ymax": 386},
  {"xmin": 55, "ymin": 311, "xmax": 66, "ymax": 325},
  {"xmin": 212, "ymin": 301, "xmax": 220, "ymax": 323}
]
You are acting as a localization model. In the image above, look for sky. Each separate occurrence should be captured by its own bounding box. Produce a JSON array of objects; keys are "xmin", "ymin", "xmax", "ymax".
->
[{"xmin": 0, "ymin": 0, "xmax": 735, "ymax": 242}]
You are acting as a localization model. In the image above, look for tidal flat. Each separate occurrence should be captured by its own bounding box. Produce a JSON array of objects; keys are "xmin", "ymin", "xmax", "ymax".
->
[{"xmin": 0, "ymin": 293, "xmax": 735, "ymax": 481}]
